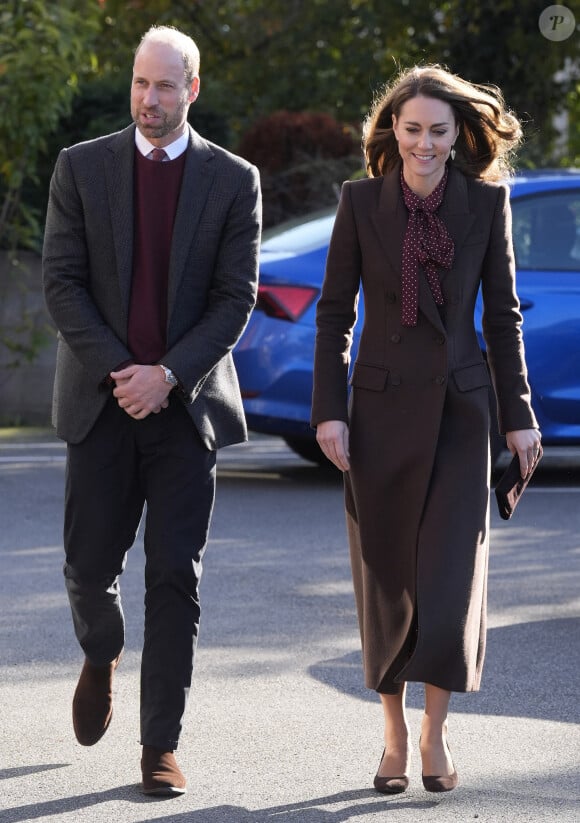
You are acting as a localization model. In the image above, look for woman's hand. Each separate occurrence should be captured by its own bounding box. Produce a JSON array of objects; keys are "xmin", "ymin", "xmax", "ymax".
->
[
  {"xmin": 505, "ymin": 428, "xmax": 542, "ymax": 477},
  {"xmin": 316, "ymin": 420, "xmax": 350, "ymax": 472}
]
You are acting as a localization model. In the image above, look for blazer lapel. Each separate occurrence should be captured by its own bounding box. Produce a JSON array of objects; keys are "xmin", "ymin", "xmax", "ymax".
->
[
  {"xmin": 167, "ymin": 127, "xmax": 216, "ymax": 317},
  {"xmin": 370, "ymin": 167, "xmax": 407, "ymax": 279},
  {"xmin": 439, "ymin": 166, "xmax": 476, "ymax": 277},
  {"xmin": 103, "ymin": 126, "xmax": 136, "ymax": 315}
]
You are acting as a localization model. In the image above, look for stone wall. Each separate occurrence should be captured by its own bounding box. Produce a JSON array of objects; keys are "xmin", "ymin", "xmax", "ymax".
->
[{"xmin": 0, "ymin": 252, "xmax": 56, "ymax": 426}]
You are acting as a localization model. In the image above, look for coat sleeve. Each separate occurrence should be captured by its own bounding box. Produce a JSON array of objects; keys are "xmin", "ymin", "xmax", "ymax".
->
[
  {"xmin": 42, "ymin": 148, "xmax": 132, "ymax": 384},
  {"xmin": 311, "ymin": 181, "xmax": 361, "ymax": 427},
  {"xmin": 480, "ymin": 183, "xmax": 538, "ymax": 433}
]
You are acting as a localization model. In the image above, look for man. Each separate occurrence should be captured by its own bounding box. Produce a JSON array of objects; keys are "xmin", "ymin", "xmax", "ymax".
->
[{"xmin": 43, "ymin": 25, "xmax": 261, "ymax": 796}]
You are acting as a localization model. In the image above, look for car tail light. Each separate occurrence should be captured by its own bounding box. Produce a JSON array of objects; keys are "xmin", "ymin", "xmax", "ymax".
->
[{"xmin": 257, "ymin": 285, "xmax": 319, "ymax": 322}]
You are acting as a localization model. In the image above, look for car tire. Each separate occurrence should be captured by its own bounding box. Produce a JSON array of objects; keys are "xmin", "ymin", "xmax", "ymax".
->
[
  {"xmin": 283, "ymin": 436, "xmax": 334, "ymax": 467},
  {"xmin": 285, "ymin": 390, "xmax": 505, "ymax": 470}
]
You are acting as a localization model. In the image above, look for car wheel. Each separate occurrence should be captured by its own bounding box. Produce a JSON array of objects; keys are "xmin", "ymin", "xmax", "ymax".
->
[
  {"xmin": 283, "ymin": 436, "xmax": 333, "ymax": 467},
  {"xmin": 285, "ymin": 391, "xmax": 506, "ymax": 469}
]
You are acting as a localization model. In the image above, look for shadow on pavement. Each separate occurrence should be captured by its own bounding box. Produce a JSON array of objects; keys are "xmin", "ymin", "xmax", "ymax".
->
[
  {"xmin": 0, "ymin": 764, "xmax": 70, "ymax": 780},
  {"xmin": 0, "ymin": 785, "xmax": 439, "ymax": 822},
  {"xmin": 309, "ymin": 616, "xmax": 580, "ymax": 724}
]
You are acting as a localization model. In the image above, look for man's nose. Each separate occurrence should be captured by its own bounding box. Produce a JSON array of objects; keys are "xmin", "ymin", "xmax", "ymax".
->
[{"xmin": 143, "ymin": 86, "xmax": 159, "ymax": 106}]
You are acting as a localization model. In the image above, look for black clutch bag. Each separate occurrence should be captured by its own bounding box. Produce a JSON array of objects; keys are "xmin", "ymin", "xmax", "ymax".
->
[{"xmin": 494, "ymin": 449, "xmax": 542, "ymax": 520}]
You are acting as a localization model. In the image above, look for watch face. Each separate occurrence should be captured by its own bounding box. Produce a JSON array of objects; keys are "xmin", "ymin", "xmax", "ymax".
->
[{"xmin": 161, "ymin": 366, "xmax": 177, "ymax": 386}]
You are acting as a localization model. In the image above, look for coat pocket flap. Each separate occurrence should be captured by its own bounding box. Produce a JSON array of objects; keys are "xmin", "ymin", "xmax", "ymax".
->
[
  {"xmin": 350, "ymin": 362, "xmax": 389, "ymax": 391},
  {"xmin": 452, "ymin": 362, "xmax": 491, "ymax": 392}
]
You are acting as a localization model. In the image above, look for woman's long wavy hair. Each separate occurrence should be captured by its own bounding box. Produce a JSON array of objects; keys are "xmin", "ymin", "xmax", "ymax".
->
[{"xmin": 363, "ymin": 65, "xmax": 522, "ymax": 181}]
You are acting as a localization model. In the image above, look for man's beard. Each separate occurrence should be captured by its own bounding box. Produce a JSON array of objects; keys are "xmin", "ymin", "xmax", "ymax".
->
[{"xmin": 133, "ymin": 97, "xmax": 188, "ymax": 139}]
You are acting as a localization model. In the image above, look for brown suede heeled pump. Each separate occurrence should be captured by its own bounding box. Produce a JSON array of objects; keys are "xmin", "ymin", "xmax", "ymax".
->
[
  {"xmin": 373, "ymin": 749, "xmax": 410, "ymax": 794},
  {"xmin": 420, "ymin": 737, "xmax": 458, "ymax": 792}
]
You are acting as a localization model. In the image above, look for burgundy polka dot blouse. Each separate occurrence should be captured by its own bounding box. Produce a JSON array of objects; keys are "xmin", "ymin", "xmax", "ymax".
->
[{"xmin": 400, "ymin": 168, "xmax": 455, "ymax": 327}]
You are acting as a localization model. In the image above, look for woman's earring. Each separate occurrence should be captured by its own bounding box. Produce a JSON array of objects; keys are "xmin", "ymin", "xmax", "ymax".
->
[{"xmin": 450, "ymin": 145, "xmax": 456, "ymax": 161}]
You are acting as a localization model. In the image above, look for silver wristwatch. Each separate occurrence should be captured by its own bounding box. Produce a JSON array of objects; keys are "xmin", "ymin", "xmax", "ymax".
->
[{"xmin": 159, "ymin": 365, "xmax": 178, "ymax": 388}]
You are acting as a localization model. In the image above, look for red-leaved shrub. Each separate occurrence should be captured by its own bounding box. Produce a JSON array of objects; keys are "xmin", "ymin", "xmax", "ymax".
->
[{"xmin": 238, "ymin": 110, "xmax": 362, "ymax": 226}]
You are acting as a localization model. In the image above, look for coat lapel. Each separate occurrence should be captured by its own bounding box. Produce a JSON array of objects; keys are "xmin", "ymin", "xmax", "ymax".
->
[
  {"xmin": 439, "ymin": 165, "xmax": 476, "ymax": 273},
  {"xmin": 167, "ymin": 127, "xmax": 216, "ymax": 317},
  {"xmin": 370, "ymin": 167, "xmax": 407, "ymax": 279},
  {"xmin": 103, "ymin": 126, "xmax": 136, "ymax": 315}
]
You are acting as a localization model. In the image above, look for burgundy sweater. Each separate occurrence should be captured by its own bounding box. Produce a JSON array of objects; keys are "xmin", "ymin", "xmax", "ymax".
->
[{"xmin": 127, "ymin": 150, "xmax": 186, "ymax": 364}]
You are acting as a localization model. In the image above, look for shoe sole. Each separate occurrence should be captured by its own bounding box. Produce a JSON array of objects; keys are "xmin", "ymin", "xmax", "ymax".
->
[{"xmin": 141, "ymin": 785, "xmax": 186, "ymax": 796}]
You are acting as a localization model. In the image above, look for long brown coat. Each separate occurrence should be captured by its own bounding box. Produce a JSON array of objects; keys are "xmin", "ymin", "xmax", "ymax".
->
[{"xmin": 311, "ymin": 166, "xmax": 537, "ymax": 693}]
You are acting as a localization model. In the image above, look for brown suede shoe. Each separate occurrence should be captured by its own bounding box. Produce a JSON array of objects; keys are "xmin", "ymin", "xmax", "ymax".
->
[
  {"xmin": 141, "ymin": 746, "xmax": 187, "ymax": 796},
  {"xmin": 72, "ymin": 653, "xmax": 121, "ymax": 746}
]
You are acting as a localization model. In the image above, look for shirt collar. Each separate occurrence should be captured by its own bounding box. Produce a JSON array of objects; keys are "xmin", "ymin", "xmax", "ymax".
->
[{"xmin": 134, "ymin": 125, "xmax": 189, "ymax": 160}]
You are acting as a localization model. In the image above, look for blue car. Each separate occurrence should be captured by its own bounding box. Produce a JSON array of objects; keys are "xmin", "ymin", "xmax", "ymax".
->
[{"xmin": 234, "ymin": 171, "xmax": 580, "ymax": 464}]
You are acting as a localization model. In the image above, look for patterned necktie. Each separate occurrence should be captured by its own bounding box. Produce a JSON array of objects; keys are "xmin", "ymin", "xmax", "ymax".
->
[
  {"xmin": 150, "ymin": 148, "xmax": 167, "ymax": 162},
  {"xmin": 400, "ymin": 168, "xmax": 454, "ymax": 327}
]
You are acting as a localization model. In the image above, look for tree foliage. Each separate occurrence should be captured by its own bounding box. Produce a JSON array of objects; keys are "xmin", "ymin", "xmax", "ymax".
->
[
  {"xmin": 0, "ymin": 1, "xmax": 102, "ymax": 368},
  {"xmin": 0, "ymin": 0, "xmax": 101, "ymax": 251},
  {"xmin": 424, "ymin": 0, "xmax": 579, "ymax": 165},
  {"xmin": 2, "ymin": 0, "xmax": 578, "ymax": 248},
  {"xmin": 96, "ymin": 0, "xmax": 578, "ymax": 163}
]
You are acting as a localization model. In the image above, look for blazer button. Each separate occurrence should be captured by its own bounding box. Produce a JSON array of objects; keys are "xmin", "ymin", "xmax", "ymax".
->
[
  {"xmin": 434, "ymin": 375, "xmax": 446, "ymax": 385},
  {"xmin": 390, "ymin": 333, "xmax": 401, "ymax": 344},
  {"xmin": 386, "ymin": 292, "xmax": 397, "ymax": 303},
  {"xmin": 435, "ymin": 335, "xmax": 446, "ymax": 346},
  {"xmin": 391, "ymin": 374, "xmax": 401, "ymax": 386}
]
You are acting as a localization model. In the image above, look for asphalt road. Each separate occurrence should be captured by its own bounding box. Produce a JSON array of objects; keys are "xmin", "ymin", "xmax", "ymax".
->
[{"xmin": 0, "ymin": 432, "xmax": 579, "ymax": 823}]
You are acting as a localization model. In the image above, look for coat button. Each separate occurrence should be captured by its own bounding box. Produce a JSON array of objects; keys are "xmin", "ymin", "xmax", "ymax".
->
[
  {"xmin": 390, "ymin": 333, "xmax": 401, "ymax": 343},
  {"xmin": 434, "ymin": 375, "xmax": 446, "ymax": 385},
  {"xmin": 386, "ymin": 292, "xmax": 397, "ymax": 303},
  {"xmin": 435, "ymin": 335, "xmax": 446, "ymax": 345},
  {"xmin": 391, "ymin": 374, "xmax": 401, "ymax": 386}
]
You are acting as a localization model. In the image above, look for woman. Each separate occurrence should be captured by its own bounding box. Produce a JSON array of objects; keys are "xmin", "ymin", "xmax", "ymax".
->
[{"xmin": 311, "ymin": 65, "xmax": 541, "ymax": 794}]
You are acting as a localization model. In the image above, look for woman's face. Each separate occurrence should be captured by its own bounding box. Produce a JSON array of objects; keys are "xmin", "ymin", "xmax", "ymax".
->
[{"xmin": 392, "ymin": 94, "xmax": 459, "ymax": 195}]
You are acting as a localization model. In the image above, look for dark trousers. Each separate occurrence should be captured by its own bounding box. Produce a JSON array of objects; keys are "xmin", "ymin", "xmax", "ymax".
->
[{"xmin": 63, "ymin": 394, "xmax": 216, "ymax": 750}]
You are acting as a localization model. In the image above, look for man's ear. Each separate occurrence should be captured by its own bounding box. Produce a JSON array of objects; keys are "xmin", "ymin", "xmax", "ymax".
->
[{"xmin": 189, "ymin": 76, "xmax": 200, "ymax": 104}]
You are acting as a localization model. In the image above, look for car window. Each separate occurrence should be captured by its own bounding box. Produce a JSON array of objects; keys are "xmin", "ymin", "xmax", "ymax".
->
[
  {"xmin": 262, "ymin": 210, "xmax": 336, "ymax": 254},
  {"xmin": 512, "ymin": 190, "xmax": 580, "ymax": 271}
]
